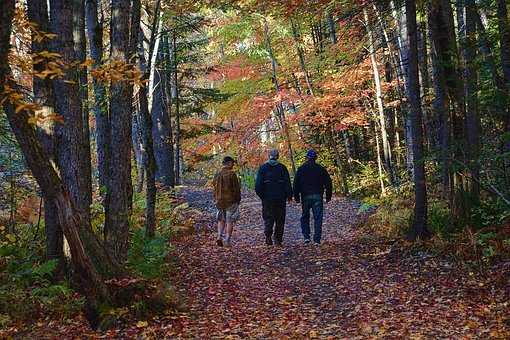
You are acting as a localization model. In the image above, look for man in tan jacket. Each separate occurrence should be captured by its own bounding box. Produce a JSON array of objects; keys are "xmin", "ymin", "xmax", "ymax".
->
[{"xmin": 213, "ymin": 156, "xmax": 241, "ymax": 247}]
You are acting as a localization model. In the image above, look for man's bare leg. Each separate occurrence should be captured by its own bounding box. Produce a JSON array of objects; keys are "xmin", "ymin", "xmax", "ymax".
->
[
  {"xmin": 217, "ymin": 220, "xmax": 226, "ymax": 246},
  {"xmin": 224, "ymin": 221, "xmax": 234, "ymax": 246}
]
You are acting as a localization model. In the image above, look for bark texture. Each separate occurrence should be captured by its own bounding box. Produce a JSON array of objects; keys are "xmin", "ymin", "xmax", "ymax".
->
[{"xmin": 105, "ymin": 0, "xmax": 134, "ymax": 260}]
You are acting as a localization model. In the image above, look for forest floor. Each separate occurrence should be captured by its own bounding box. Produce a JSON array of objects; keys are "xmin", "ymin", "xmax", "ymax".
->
[{"xmin": 4, "ymin": 184, "xmax": 510, "ymax": 339}]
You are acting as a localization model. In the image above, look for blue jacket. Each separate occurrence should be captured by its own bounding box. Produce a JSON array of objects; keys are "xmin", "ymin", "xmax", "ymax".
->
[
  {"xmin": 255, "ymin": 160, "xmax": 293, "ymax": 202},
  {"xmin": 293, "ymin": 160, "xmax": 332, "ymax": 201}
]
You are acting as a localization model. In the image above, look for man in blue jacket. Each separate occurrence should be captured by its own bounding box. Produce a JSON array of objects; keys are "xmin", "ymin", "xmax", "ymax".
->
[
  {"xmin": 255, "ymin": 149, "xmax": 293, "ymax": 246},
  {"xmin": 294, "ymin": 149, "xmax": 332, "ymax": 245}
]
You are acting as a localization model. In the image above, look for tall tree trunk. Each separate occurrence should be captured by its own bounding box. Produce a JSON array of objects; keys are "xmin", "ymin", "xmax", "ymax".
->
[
  {"xmin": 152, "ymin": 40, "xmax": 175, "ymax": 188},
  {"xmin": 364, "ymin": 8, "xmax": 396, "ymax": 186},
  {"xmin": 428, "ymin": 0, "xmax": 451, "ymax": 197},
  {"xmin": 105, "ymin": 0, "xmax": 134, "ymax": 261},
  {"xmin": 394, "ymin": 1, "xmax": 416, "ymax": 177},
  {"xmin": 405, "ymin": 0, "xmax": 429, "ymax": 240},
  {"xmin": 374, "ymin": 123, "xmax": 386, "ymax": 196},
  {"xmin": 327, "ymin": 131, "xmax": 348, "ymax": 195},
  {"xmin": 132, "ymin": 112, "xmax": 145, "ymax": 193},
  {"xmin": 27, "ymin": 0, "xmax": 64, "ymax": 270},
  {"xmin": 496, "ymin": 0, "xmax": 510, "ymax": 146},
  {"xmin": 290, "ymin": 18, "xmax": 314, "ymax": 96},
  {"xmin": 50, "ymin": 0, "xmax": 91, "ymax": 229},
  {"xmin": 327, "ymin": 11, "xmax": 337, "ymax": 44},
  {"xmin": 264, "ymin": 18, "xmax": 297, "ymax": 175},
  {"xmin": 85, "ymin": 0, "xmax": 109, "ymax": 194},
  {"xmin": 162, "ymin": 35, "xmax": 176, "ymax": 188},
  {"xmin": 172, "ymin": 32, "xmax": 182, "ymax": 185},
  {"xmin": 74, "ymin": 0, "xmax": 92, "ymax": 212},
  {"xmin": 463, "ymin": 0, "xmax": 480, "ymax": 202}
]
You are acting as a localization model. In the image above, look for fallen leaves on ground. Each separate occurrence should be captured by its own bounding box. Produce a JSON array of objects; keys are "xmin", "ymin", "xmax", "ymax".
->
[{"xmin": 2, "ymin": 185, "xmax": 509, "ymax": 339}]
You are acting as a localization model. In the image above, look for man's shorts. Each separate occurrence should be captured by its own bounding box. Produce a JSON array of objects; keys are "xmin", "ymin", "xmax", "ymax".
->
[{"xmin": 216, "ymin": 203, "xmax": 240, "ymax": 223}]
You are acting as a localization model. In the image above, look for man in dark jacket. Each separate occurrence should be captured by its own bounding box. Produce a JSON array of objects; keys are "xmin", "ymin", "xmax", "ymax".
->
[
  {"xmin": 255, "ymin": 149, "xmax": 293, "ymax": 246},
  {"xmin": 293, "ymin": 149, "xmax": 332, "ymax": 245}
]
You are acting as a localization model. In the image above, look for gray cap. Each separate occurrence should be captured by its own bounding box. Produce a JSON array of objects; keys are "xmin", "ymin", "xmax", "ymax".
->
[{"xmin": 269, "ymin": 149, "xmax": 279, "ymax": 160}]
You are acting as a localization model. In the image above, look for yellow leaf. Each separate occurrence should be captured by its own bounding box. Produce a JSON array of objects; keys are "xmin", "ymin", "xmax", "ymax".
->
[
  {"xmin": 309, "ymin": 330, "xmax": 318, "ymax": 338},
  {"xmin": 6, "ymin": 234, "xmax": 16, "ymax": 243},
  {"xmin": 136, "ymin": 321, "xmax": 148, "ymax": 328}
]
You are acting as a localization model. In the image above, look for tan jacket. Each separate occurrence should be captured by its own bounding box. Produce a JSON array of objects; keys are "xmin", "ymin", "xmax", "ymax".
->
[{"xmin": 213, "ymin": 167, "xmax": 241, "ymax": 209}]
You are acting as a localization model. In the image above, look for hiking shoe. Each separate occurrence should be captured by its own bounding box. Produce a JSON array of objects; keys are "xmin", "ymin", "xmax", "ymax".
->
[
  {"xmin": 224, "ymin": 239, "xmax": 231, "ymax": 247},
  {"xmin": 265, "ymin": 236, "xmax": 273, "ymax": 246},
  {"xmin": 274, "ymin": 240, "xmax": 283, "ymax": 246},
  {"xmin": 313, "ymin": 241, "xmax": 321, "ymax": 246},
  {"xmin": 304, "ymin": 239, "xmax": 311, "ymax": 245}
]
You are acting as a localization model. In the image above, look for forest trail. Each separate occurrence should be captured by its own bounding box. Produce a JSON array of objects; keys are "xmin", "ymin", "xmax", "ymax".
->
[{"xmin": 164, "ymin": 184, "xmax": 510, "ymax": 338}]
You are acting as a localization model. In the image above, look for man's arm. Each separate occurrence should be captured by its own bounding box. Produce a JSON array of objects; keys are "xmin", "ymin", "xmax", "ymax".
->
[
  {"xmin": 254, "ymin": 166, "xmax": 264, "ymax": 199},
  {"xmin": 233, "ymin": 173, "xmax": 241, "ymax": 204}
]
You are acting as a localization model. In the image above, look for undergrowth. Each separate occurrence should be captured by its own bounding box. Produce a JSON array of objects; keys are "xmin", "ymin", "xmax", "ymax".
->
[
  {"xmin": 0, "ymin": 188, "xmax": 192, "ymax": 329},
  {"xmin": 363, "ymin": 189, "xmax": 510, "ymax": 265}
]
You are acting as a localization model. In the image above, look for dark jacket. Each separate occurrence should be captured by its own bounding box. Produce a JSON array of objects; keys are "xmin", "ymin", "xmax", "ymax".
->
[
  {"xmin": 213, "ymin": 167, "xmax": 241, "ymax": 209},
  {"xmin": 293, "ymin": 160, "xmax": 332, "ymax": 201},
  {"xmin": 255, "ymin": 160, "xmax": 293, "ymax": 202}
]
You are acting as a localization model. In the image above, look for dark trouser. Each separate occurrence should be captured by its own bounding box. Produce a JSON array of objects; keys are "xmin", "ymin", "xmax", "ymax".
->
[
  {"xmin": 262, "ymin": 200, "xmax": 286, "ymax": 243},
  {"xmin": 301, "ymin": 194, "xmax": 324, "ymax": 243}
]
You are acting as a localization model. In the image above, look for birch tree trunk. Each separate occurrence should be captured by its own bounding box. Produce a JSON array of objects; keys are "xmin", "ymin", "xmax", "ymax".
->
[{"xmin": 364, "ymin": 8, "xmax": 396, "ymax": 186}]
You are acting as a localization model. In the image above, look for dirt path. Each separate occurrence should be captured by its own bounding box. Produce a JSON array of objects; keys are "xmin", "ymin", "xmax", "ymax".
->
[{"xmin": 165, "ymin": 185, "xmax": 510, "ymax": 338}]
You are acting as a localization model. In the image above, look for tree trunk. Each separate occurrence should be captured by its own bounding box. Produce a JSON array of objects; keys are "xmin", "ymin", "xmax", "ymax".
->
[
  {"xmin": 394, "ymin": 1, "xmax": 416, "ymax": 178},
  {"xmin": 85, "ymin": 0, "xmax": 109, "ymax": 194},
  {"xmin": 27, "ymin": 0, "xmax": 65, "ymax": 269},
  {"xmin": 290, "ymin": 18, "xmax": 314, "ymax": 96},
  {"xmin": 264, "ymin": 18, "xmax": 297, "ymax": 175},
  {"xmin": 405, "ymin": 0, "xmax": 429, "ymax": 240},
  {"xmin": 50, "ymin": 0, "xmax": 91, "ymax": 229},
  {"xmin": 427, "ymin": 0, "xmax": 451, "ymax": 196},
  {"xmin": 327, "ymin": 11, "xmax": 337, "ymax": 44},
  {"xmin": 132, "ymin": 111, "xmax": 145, "ymax": 193},
  {"xmin": 327, "ymin": 131, "xmax": 348, "ymax": 195},
  {"xmin": 162, "ymin": 34, "xmax": 176, "ymax": 188},
  {"xmin": 105, "ymin": 0, "xmax": 134, "ymax": 261},
  {"xmin": 172, "ymin": 32, "xmax": 182, "ymax": 185},
  {"xmin": 463, "ymin": 0, "xmax": 480, "ymax": 202},
  {"xmin": 374, "ymin": 123, "xmax": 386, "ymax": 196},
  {"xmin": 496, "ymin": 0, "xmax": 510, "ymax": 146},
  {"xmin": 73, "ymin": 0, "xmax": 92, "ymax": 212},
  {"xmin": 152, "ymin": 42, "xmax": 175, "ymax": 188},
  {"xmin": 364, "ymin": 8, "xmax": 396, "ymax": 186}
]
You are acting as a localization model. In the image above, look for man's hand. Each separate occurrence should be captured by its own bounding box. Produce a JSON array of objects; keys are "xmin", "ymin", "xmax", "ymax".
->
[{"xmin": 287, "ymin": 197, "xmax": 293, "ymax": 203}]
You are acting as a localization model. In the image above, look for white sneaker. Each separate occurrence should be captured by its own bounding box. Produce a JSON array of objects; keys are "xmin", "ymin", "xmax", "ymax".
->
[{"xmin": 304, "ymin": 239, "xmax": 311, "ymax": 245}]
